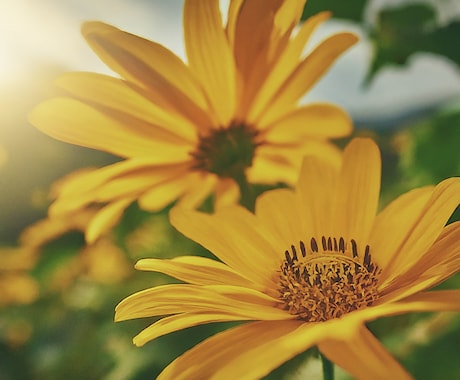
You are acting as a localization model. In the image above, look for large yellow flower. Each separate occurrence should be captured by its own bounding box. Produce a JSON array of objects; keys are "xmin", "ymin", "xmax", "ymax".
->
[
  {"xmin": 116, "ymin": 138, "xmax": 460, "ymax": 379},
  {"xmin": 29, "ymin": 0, "xmax": 356, "ymax": 243}
]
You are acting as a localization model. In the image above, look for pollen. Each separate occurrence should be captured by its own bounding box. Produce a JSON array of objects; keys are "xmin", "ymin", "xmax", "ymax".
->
[
  {"xmin": 277, "ymin": 237, "xmax": 381, "ymax": 322},
  {"xmin": 190, "ymin": 122, "xmax": 260, "ymax": 178}
]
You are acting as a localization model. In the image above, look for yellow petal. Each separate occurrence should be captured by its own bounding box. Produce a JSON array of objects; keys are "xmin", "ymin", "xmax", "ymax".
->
[
  {"xmin": 135, "ymin": 256, "xmax": 257, "ymax": 288},
  {"xmin": 50, "ymin": 163, "xmax": 189, "ymax": 215},
  {"xmin": 214, "ymin": 177, "xmax": 240, "ymax": 209},
  {"xmin": 230, "ymin": 0, "xmax": 285, "ymax": 115},
  {"xmin": 274, "ymin": 0, "xmax": 306, "ymax": 35},
  {"xmin": 56, "ymin": 72, "xmax": 197, "ymax": 143},
  {"xmin": 184, "ymin": 0, "xmax": 236, "ymax": 125},
  {"xmin": 318, "ymin": 325, "xmax": 412, "ymax": 380},
  {"xmin": 247, "ymin": 149, "xmax": 299, "ymax": 184},
  {"xmin": 159, "ymin": 317, "xmax": 356, "ymax": 380},
  {"xmin": 255, "ymin": 188, "xmax": 303, "ymax": 253},
  {"xmin": 248, "ymin": 11, "xmax": 331, "ymax": 124},
  {"xmin": 370, "ymin": 187, "xmax": 433, "ymax": 270},
  {"xmin": 263, "ymin": 103, "xmax": 352, "ymax": 142},
  {"xmin": 175, "ymin": 173, "xmax": 217, "ymax": 209},
  {"xmin": 333, "ymin": 137, "xmax": 381, "ymax": 247},
  {"xmin": 29, "ymin": 98, "xmax": 190, "ymax": 159},
  {"xmin": 378, "ymin": 221, "xmax": 460, "ymax": 302},
  {"xmin": 296, "ymin": 152, "xmax": 340, "ymax": 240},
  {"xmin": 82, "ymin": 21, "xmax": 212, "ymax": 129},
  {"xmin": 231, "ymin": 0, "xmax": 283, "ymax": 78},
  {"xmin": 380, "ymin": 177, "xmax": 460, "ymax": 285},
  {"xmin": 86, "ymin": 198, "xmax": 133, "ymax": 244},
  {"xmin": 133, "ymin": 312, "xmax": 246, "ymax": 347},
  {"xmin": 170, "ymin": 207, "xmax": 279, "ymax": 286},
  {"xmin": 115, "ymin": 284, "xmax": 290, "ymax": 321},
  {"xmin": 158, "ymin": 320, "xmax": 302, "ymax": 380},
  {"xmin": 226, "ymin": 0, "xmax": 244, "ymax": 47},
  {"xmin": 138, "ymin": 174, "xmax": 194, "ymax": 212},
  {"xmin": 253, "ymin": 32, "xmax": 358, "ymax": 126},
  {"xmin": 341, "ymin": 290, "xmax": 460, "ymax": 325}
]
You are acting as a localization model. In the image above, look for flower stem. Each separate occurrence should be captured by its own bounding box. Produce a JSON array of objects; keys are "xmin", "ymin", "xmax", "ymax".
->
[
  {"xmin": 321, "ymin": 354, "xmax": 334, "ymax": 380},
  {"xmin": 232, "ymin": 169, "xmax": 255, "ymax": 212}
]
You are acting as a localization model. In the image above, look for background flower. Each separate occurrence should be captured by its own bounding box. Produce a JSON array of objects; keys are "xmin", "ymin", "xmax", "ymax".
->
[{"xmin": 29, "ymin": 0, "xmax": 355, "ymax": 242}]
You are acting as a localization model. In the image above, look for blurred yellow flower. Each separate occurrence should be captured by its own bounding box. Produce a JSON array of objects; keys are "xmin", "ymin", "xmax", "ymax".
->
[
  {"xmin": 81, "ymin": 238, "xmax": 132, "ymax": 283},
  {"xmin": 0, "ymin": 247, "xmax": 39, "ymax": 306},
  {"xmin": 116, "ymin": 138, "xmax": 460, "ymax": 379},
  {"xmin": 29, "ymin": 0, "xmax": 356, "ymax": 243}
]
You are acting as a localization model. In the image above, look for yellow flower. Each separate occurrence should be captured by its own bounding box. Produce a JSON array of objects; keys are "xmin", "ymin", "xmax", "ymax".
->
[
  {"xmin": 29, "ymin": 0, "xmax": 356, "ymax": 243},
  {"xmin": 0, "ymin": 247, "xmax": 39, "ymax": 306},
  {"xmin": 115, "ymin": 138, "xmax": 460, "ymax": 379}
]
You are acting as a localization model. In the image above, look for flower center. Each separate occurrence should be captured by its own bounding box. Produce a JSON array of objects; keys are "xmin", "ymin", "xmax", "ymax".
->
[
  {"xmin": 190, "ymin": 122, "xmax": 260, "ymax": 178},
  {"xmin": 278, "ymin": 236, "xmax": 381, "ymax": 322}
]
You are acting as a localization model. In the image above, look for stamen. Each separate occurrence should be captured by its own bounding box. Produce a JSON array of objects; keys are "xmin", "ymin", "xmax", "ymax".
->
[
  {"xmin": 291, "ymin": 245, "xmax": 298, "ymax": 261},
  {"xmin": 300, "ymin": 241, "xmax": 307, "ymax": 257},
  {"xmin": 321, "ymin": 236, "xmax": 327, "ymax": 251},
  {"xmin": 278, "ymin": 236, "xmax": 381, "ymax": 322},
  {"xmin": 351, "ymin": 239, "xmax": 358, "ymax": 258},
  {"xmin": 311, "ymin": 237, "xmax": 318, "ymax": 252}
]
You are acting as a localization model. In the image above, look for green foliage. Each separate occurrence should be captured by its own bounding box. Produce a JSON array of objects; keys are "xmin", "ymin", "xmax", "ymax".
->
[
  {"xmin": 301, "ymin": 0, "xmax": 366, "ymax": 22},
  {"xmin": 302, "ymin": 1, "xmax": 460, "ymax": 83},
  {"xmin": 367, "ymin": 3, "xmax": 460, "ymax": 82}
]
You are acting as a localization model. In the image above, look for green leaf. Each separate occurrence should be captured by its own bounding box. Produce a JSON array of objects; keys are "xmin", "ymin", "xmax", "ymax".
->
[
  {"xmin": 366, "ymin": 3, "xmax": 437, "ymax": 82},
  {"xmin": 302, "ymin": 0, "xmax": 366, "ymax": 22}
]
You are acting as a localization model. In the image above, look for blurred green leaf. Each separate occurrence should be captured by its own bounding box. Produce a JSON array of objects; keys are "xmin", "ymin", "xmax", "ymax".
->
[
  {"xmin": 301, "ymin": 0, "xmax": 366, "ymax": 22},
  {"xmin": 367, "ymin": 3, "xmax": 460, "ymax": 82},
  {"xmin": 367, "ymin": 3, "xmax": 436, "ymax": 81}
]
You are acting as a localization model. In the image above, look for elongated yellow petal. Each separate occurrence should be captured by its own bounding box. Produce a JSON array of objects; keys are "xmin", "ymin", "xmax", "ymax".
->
[
  {"xmin": 175, "ymin": 173, "xmax": 217, "ymax": 209},
  {"xmin": 255, "ymin": 188, "xmax": 302, "ymax": 253},
  {"xmin": 342, "ymin": 290, "xmax": 460, "ymax": 325},
  {"xmin": 319, "ymin": 326, "xmax": 412, "ymax": 380},
  {"xmin": 253, "ymin": 32, "xmax": 358, "ymax": 126},
  {"xmin": 82, "ymin": 22, "xmax": 212, "ymax": 129},
  {"xmin": 370, "ymin": 187, "xmax": 433, "ymax": 270},
  {"xmin": 333, "ymin": 137, "xmax": 381, "ymax": 247},
  {"xmin": 214, "ymin": 177, "xmax": 240, "ymax": 209},
  {"xmin": 184, "ymin": 0, "xmax": 236, "ymax": 125},
  {"xmin": 296, "ymin": 152, "xmax": 340, "ymax": 240},
  {"xmin": 248, "ymin": 11, "xmax": 331, "ymax": 124},
  {"xmin": 86, "ymin": 198, "xmax": 133, "ymax": 244},
  {"xmin": 263, "ymin": 103, "xmax": 352, "ymax": 142},
  {"xmin": 133, "ymin": 312, "xmax": 247, "ymax": 347},
  {"xmin": 232, "ymin": 0, "xmax": 283, "ymax": 79},
  {"xmin": 378, "ymin": 222, "xmax": 460, "ymax": 302},
  {"xmin": 49, "ymin": 163, "xmax": 190, "ymax": 216},
  {"xmin": 115, "ymin": 284, "xmax": 290, "ymax": 321},
  {"xmin": 159, "ymin": 317, "xmax": 357, "ymax": 380},
  {"xmin": 29, "ymin": 98, "xmax": 190, "ymax": 159},
  {"xmin": 380, "ymin": 177, "xmax": 460, "ymax": 283},
  {"xmin": 57, "ymin": 161, "xmax": 189, "ymax": 198},
  {"xmin": 157, "ymin": 320, "xmax": 302, "ymax": 380},
  {"xmin": 135, "ymin": 256, "xmax": 257, "ymax": 288},
  {"xmin": 56, "ymin": 72, "xmax": 198, "ymax": 143},
  {"xmin": 226, "ymin": 0, "xmax": 244, "ymax": 47},
  {"xmin": 138, "ymin": 174, "xmax": 193, "ymax": 212},
  {"xmin": 170, "ymin": 207, "xmax": 279, "ymax": 287},
  {"xmin": 246, "ymin": 151, "xmax": 298, "ymax": 184}
]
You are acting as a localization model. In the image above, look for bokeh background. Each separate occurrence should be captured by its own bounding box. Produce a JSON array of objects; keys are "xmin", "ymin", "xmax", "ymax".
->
[{"xmin": 1, "ymin": 0, "xmax": 460, "ymax": 379}]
